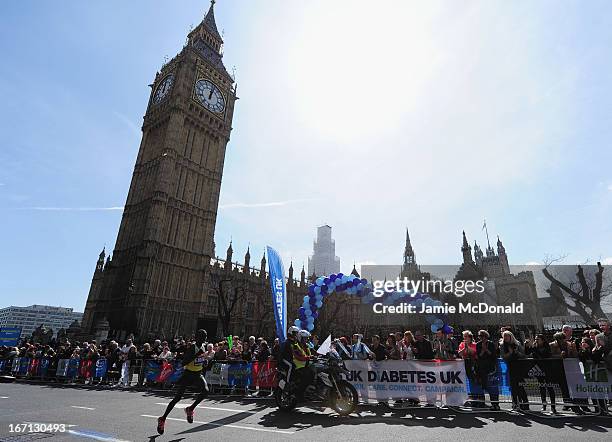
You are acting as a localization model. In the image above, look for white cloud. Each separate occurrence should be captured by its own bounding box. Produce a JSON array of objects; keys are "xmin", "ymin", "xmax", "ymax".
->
[
  {"xmin": 113, "ymin": 111, "xmax": 140, "ymax": 137},
  {"xmin": 602, "ymin": 257, "xmax": 612, "ymax": 265},
  {"xmin": 525, "ymin": 261, "xmax": 542, "ymax": 266},
  {"xmin": 607, "ymin": 184, "xmax": 612, "ymax": 191}
]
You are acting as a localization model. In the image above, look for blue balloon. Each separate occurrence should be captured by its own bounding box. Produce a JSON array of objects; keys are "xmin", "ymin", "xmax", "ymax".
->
[
  {"xmin": 307, "ymin": 323, "xmax": 314, "ymax": 332},
  {"xmin": 295, "ymin": 319, "xmax": 301, "ymax": 327},
  {"xmin": 430, "ymin": 324, "xmax": 438, "ymax": 333},
  {"xmin": 303, "ymin": 295, "xmax": 309, "ymax": 303},
  {"xmin": 324, "ymin": 278, "xmax": 330, "ymax": 285},
  {"xmin": 330, "ymin": 274, "xmax": 337, "ymax": 281},
  {"xmin": 314, "ymin": 286, "xmax": 321, "ymax": 295},
  {"xmin": 316, "ymin": 277, "xmax": 325, "ymax": 286},
  {"xmin": 337, "ymin": 273, "xmax": 344, "ymax": 280},
  {"xmin": 434, "ymin": 318, "xmax": 444, "ymax": 327},
  {"xmin": 328, "ymin": 282, "xmax": 336, "ymax": 291},
  {"xmin": 307, "ymin": 316, "xmax": 314, "ymax": 324},
  {"xmin": 304, "ymin": 307, "xmax": 312, "ymax": 315},
  {"xmin": 308, "ymin": 285, "xmax": 315, "ymax": 295},
  {"xmin": 299, "ymin": 307, "xmax": 305, "ymax": 315},
  {"xmin": 315, "ymin": 300, "xmax": 322, "ymax": 308},
  {"xmin": 321, "ymin": 285, "xmax": 328, "ymax": 293},
  {"xmin": 299, "ymin": 312, "xmax": 306, "ymax": 321},
  {"xmin": 312, "ymin": 311, "xmax": 319, "ymax": 319},
  {"xmin": 309, "ymin": 297, "xmax": 317, "ymax": 305}
]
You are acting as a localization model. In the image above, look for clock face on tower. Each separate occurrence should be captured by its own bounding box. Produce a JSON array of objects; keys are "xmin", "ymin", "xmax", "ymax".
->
[
  {"xmin": 194, "ymin": 78, "xmax": 226, "ymax": 114},
  {"xmin": 152, "ymin": 74, "xmax": 174, "ymax": 104}
]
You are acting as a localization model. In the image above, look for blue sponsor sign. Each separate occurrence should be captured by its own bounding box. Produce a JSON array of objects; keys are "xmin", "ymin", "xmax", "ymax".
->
[
  {"xmin": 95, "ymin": 358, "xmax": 108, "ymax": 378},
  {"xmin": 227, "ymin": 362, "xmax": 252, "ymax": 387},
  {"xmin": 465, "ymin": 359, "xmax": 511, "ymax": 397},
  {"xmin": 168, "ymin": 363, "xmax": 184, "ymax": 384},
  {"xmin": 66, "ymin": 358, "xmax": 80, "ymax": 378},
  {"xmin": 266, "ymin": 246, "xmax": 287, "ymax": 342},
  {"xmin": 0, "ymin": 327, "xmax": 22, "ymax": 346},
  {"xmin": 145, "ymin": 360, "xmax": 161, "ymax": 381}
]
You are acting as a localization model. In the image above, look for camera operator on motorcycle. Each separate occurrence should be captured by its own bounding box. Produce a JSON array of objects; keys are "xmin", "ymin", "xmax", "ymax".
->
[{"xmin": 293, "ymin": 329, "xmax": 316, "ymax": 400}]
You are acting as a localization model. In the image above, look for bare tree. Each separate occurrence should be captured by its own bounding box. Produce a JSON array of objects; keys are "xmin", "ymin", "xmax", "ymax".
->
[
  {"xmin": 542, "ymin": 259, "xmax": 611, "ymax": 324},
  {"xmin": 217, "ymin": 279, "xmax": 247, "ymax": 337}
]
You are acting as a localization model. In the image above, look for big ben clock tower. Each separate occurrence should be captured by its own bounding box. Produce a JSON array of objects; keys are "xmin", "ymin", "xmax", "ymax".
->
[{"xmin": 82, "ymin": 1, "xmax": 237, "ymax": 340}]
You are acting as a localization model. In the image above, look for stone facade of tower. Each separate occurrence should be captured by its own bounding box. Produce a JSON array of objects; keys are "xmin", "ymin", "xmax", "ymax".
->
[
  {"xmin": 308, "ymin": 225, "xmax": 341, "ymax": 277},
  {"xmin": 82, "ymin": 3, "xmax": 249, "ymax": 340}
]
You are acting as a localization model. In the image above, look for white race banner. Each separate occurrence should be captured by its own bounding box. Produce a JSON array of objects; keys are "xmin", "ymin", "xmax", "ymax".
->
[
  {"xmin": 344, "ymin": 359, "xmax": 468, "ymax": 406},
  {"xmin": 563, "ymin": 359, "xmax": 612, "ymax": 400}
]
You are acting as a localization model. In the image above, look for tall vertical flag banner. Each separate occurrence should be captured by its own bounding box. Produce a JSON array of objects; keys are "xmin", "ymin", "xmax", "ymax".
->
[{"xmin": 266, "ymin": 246, "xmax": 287, "ymax": 342}]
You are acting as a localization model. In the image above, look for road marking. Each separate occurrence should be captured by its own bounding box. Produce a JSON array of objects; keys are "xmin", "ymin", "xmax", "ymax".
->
[
  {"xmin": 141, "ymin": 414, "xmax": 295, "ymax": 434},
  {"xmin": 71, "ymin": 405, "xmax": 96, "ymax": 410},
  {"xmin": 0, "ymin": 396, "xmax": 8, "ymax": 399},
  {"xmin": 155, "ymin": 402, "xmax": 257, "ymax": 414},
  {"xmin": 67, "ymin": 429, "xmax": 131, "ymax": 442}
]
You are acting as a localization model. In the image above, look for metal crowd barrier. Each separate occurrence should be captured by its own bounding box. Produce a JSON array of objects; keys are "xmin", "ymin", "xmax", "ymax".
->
[{"xmin": 1, "ymin": 356, "xmax": 610, "ymax": 417}]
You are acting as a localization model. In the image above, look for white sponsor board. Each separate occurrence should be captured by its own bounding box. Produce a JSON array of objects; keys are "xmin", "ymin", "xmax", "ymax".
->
[
  {"xmin": 563, "ymin": 359, "xmax": 612, "ymax": 399},
  {"xmin": 344, "ymin": 359, "xmax": 468, "ymax": 406}
]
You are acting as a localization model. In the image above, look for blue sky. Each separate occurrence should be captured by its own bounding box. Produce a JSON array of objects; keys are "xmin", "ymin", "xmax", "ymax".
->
[{"xmin": 1, "ymin": 1, "xmax": 611, "ymax": 312}]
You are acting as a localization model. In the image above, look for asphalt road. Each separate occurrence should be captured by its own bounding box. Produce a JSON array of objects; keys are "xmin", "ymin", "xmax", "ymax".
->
[{"xmin": 0, "ymin": 382, "xmax": 611, "ymax": 442}]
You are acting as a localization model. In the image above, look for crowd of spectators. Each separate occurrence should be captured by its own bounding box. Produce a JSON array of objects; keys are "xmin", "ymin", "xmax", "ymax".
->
[{"xmin": 1, "ymin": 318, "xmax": 610, "ymax": 413}]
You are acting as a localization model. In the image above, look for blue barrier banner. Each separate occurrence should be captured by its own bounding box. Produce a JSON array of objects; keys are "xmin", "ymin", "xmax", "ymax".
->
[
  {"xmin": 95, "ymin": 358, "xmax": 108, "ymax": 378},
  {"xmin": 39, "ymin": 358, "xmax": 50, "ymax": 377},
  {"xmin": 267, "ymin": 246, "xmax": 287, "ymax": 342},
  {"xmin": 66, "ymin": 358, "xmax": 79, "ymax": 378},
  {"xmin": 0, "ymin": 327, "xmax": 22, "ymax": 346},
  {"xmin": 168, "ymin": 363, "xmax": 184, "ymax": 384},
  {"xmin": 464, "ymin": 359, "xmax": 510, "ymax": 397},
  {"xmin": 227, "ymin": 362, "xmax": 252, "ymax": 387},
  {"xmin": 145, "ymin": 360, "xmax": 162, "ymax": 382},
  {"xmin": 18, "ymin": 358, "xmax": 30, "ymax": 375}
]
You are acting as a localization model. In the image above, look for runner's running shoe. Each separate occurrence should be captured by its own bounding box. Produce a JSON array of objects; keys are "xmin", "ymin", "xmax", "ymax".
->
[
  {"xmin": 185, "ymin": 406, "xmax": 194, "ymax": 423},
  {"xmin": 157, "ymin": 417, "xmax": 165, "ymax": 435}
]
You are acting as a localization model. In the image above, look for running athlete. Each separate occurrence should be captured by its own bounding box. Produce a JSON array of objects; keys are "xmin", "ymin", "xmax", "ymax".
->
[{"xmin": 157, "ymin": 329, "xmax": 209, "ymax": 435}]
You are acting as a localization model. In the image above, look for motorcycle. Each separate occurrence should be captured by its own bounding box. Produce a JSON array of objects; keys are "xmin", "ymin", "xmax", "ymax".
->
[{"xmin": 274, "ymin": 354, "xmax": 358, "ymax": 416}]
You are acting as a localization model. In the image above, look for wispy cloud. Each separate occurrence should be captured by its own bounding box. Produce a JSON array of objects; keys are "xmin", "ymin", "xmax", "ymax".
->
[
  {"xmin": 113, "ymin": 111, "xmax": 140, "ymax": 137},
  {"xmin": 607, "ymin": 184, "xmax": 612, "ymax": 192},
  {"xmin": 14, "ymin": 206, "xmax": 124, "ymax": 211},
  {"xmin": 219, "ymin": 198, "xmax": 318, "ymax": 210}
]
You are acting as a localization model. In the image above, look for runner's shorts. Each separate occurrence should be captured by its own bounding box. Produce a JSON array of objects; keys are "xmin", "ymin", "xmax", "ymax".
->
[{"xmin": 177, "ymin": 370, "xmax": 209, "ymax": 392}]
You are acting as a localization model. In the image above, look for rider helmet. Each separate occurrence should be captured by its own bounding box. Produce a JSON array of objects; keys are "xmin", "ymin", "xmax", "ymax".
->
[
  {"xmin": 288, "ymin": 326, "xmax": 300, "ymax": 338},
  {"xmin": 298, "ymin": 330, "xmax": 311, "ymax": 343}
]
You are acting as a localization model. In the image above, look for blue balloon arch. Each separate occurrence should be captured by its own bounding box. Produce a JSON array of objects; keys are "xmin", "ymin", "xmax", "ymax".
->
[{"xmin": 295, "ymin": 273, "xmax": 452, "ymax": 333}]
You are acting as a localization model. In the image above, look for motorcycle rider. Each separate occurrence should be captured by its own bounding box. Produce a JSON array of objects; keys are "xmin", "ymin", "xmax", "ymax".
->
[
  {"xmin": 280, "ymin": 326, "xmax": 300, "ymax": 367},
  {"xmin": 293, "ymin": 329, "xmax": 315, "ymax": 400}
]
